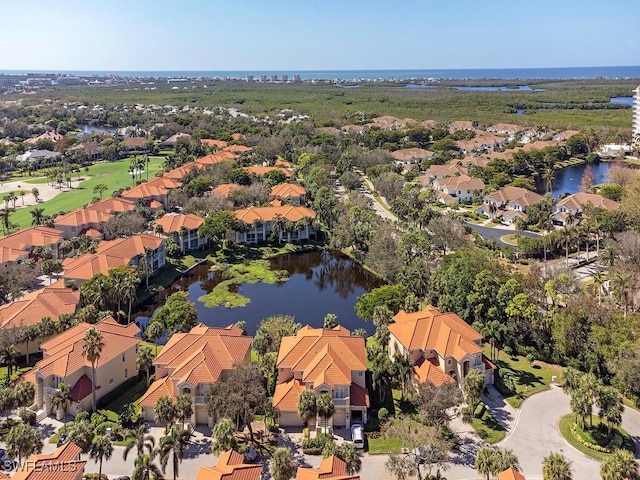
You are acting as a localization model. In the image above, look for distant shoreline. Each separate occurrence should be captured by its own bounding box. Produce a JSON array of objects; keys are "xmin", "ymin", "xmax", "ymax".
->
[{"xmin": 2, "ymin": 66, "xmax": 640, "ymax": 81}]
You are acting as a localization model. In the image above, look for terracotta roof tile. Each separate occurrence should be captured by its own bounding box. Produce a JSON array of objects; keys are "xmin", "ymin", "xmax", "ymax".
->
[
  {"xmin": 139, "ymin": 324, "xmax": 251, "ymax": 407},
  {"xmin": 296, "ymin": 456, "xmax": 360, "ymax": 480},
  {"xmin": 34, "ymin": 317, "xmax": 140, "ymax": 379},
  {"xmin": 200, "ymin": 139, "xmax": 228, "ymax": 149},
  {"xmin": 413, "ymin": 357, "xmax": 454, "ymax": 386},
  {"xmin": 224, "ymin": 145, "xmax": 252, "ymax": 154},
  {"xmin": 0, "ymin": 284, "xmax": 80, "ymax": 329},
  {"xmin": 555, "ymin": 192, "xmax": 619, "ymax": 212},
  {"xmin": 270, "ymin": 183, "xmax": 306, "ymax": 199},
  {"xmin": 121, "ymin": 177, "xmax": 180, "ymax": 200},
  {"xmin": 70, "ymin": 373, "xmax": 93, "ymax": 402},
  {"xmin": 211, "ymin": 183, "xmax": 244, "ymax": 198},
  {"xmin": 243, "ymin": 166, "xmax": 292, "ymax": 177},
  {"xmin": 63, "ymin": 233, "xmax": 163, "ymax": 281},
  {"xmin": 195, "ymin": 151, "xmax": 238, "ymax": 166},
  {"xmin": 234, "ymin": 205, "xmax": 315, "ymax": 224},
  {"xmin": 0, "ymin": 226, "xmax": 63, "ymax": 253},
  {"xmin": 11, "ymin": 442, "xmax": 86, "ymax": 480},
  {"xmin": 138, "ymin": 376, "xmax": 175, "ymax": 407},
  {"xmin": 195, "ymin": 450, "xmax": 261, "ymax": 480},
  {"xmin": 498, "ymin": 468, "xmax": 526, "ymax": 480},
  {"xmin": 390, "ymin": 306, "xmax": 483, "ymax": 361},
  {"xmin": 154, "ymin": 213, "xmax": 204, "ymax": 233},
  {"xmin": 273, "ymin": 378, "xmax": 306, "ymax": 411},
  {"xmin": 164, "ymin": 162, "xmax": 205, "ymax": 181}
]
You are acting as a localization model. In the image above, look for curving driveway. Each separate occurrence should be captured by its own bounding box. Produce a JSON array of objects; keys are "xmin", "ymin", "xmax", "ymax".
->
[{"xmin": 499, "ymin": 385, "xmax": 601, "ymax": 479}]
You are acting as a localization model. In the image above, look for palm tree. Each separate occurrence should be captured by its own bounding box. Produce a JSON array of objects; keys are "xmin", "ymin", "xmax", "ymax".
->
[
  {"xmin": 51, "ymin": 383, "xmax": 73, "ymax": 425},
  {"xmin": 296, "ymin": 390, "xmax": 317, "ymax": 427},
  {"xmin": 560, "ymin": 367, "xmax": 582, "ymax": 394},
  {"xmin": 600, "ymin": 449, "xmax": 639, "ymax": 480},
  {"xmin": 591, "ymin": 270, "xmax": 607, "ymax": 306},
  {"xmin": 0, "ymin": 207, "xmax": 13, "ymax": 235},
  {"xmin": 323, "ymin": 313, "xmax": 338, "ymax": 329},
  {"xmin": 0, "ymin": 345, "xmax": 19, "ymax": 380},
  {"xmin": 19, "ymin": 191, "xmax": 25, "ymax": 206},
  {"xmin": 123, "ymin": 423, "xmax": 155, "ymax": 461},
  {"xmin": 175, "ymin": 394, "xmax": 193, "ymax": 429},
  {"xmin": 90, "ymin": 434, "xmax": 113, "ymax": 480},
  {"xmin": 316, "ymin": 392, "xmax": 335, "ymax": 434},
  {"xmin": 19, "ymin": 324, "xmax": 40, "ymax": 364},
  {"xmin": 542, "ymin": 452, "xmax": 572, "ymax": 480},
  {"xmin": 158, "ymin": 426, "xmax": 191, "ymax": 480},
  {"xmin": 30, "ymin": 207, "xmax": 45, "ymax": 226},
  {"xmin": 543, "ymin": 166, "xmax": 555, "ymax": 193},
  {"xmin": 31, "ymin": 188, "xmax": 39, "ymax": 203},
  {"xmin": 132, "ymin": 451, "xmax": 163, "ymax": 480},
  {"xmin": 5, "ymin": 422, "xmax": 43, "ymax": 465},
  {"xmin": 392, "ymin": 353, "xmax": 413, "ymax": 399},
  {"xmin": 270, "ymin": 447, "xmax": 295, "ymax": 480},
  {"xmin": 5, "ymin": 192, "xmax": 17, "ymax": 210},
  {"xmin": 137, "ymin": 345, "xmax": 154, "ymax": 386},
  {"xmin": 513, "ymin": 215, "xmax": 525, "ymax": 238},
  {"xmin": 145, "ymin": 322, "xmax": 165, "ymax": 356},
  {"xmin": 475, "ymin": 446, "xmax": 494, "ymax": 480},
  {"xmin": 336, "ymin": 443, "xmax": 362, "ymax": 475},
  {"xmin": 612, "ymin": 272, "xmax": 633, "ymax": 318},
  {"xmin": 81, "ymin": 327, "xmax": 104, "ymax": 411},
  {"xmin": 37, "ymin": 316, "xmax": 56, "ymax": 339},
  {"xmin": 211, "ymin": 417, "xmax": 236, "ymax": 453}
]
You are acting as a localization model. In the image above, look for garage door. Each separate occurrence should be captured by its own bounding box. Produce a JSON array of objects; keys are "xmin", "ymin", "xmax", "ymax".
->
[
  {"xmin": 279, "ymin": 411, "xmax": 304, "ymax": 428},
  {"xmin": 333, "ymin": 412, "xmax": 346, "ymax": 428},
  {"xmin": 196, "ymin": 406, "xmax": 209, "ymax": 426}
]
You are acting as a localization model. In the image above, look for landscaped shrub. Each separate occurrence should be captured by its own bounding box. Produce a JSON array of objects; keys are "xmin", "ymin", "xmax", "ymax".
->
[
  {"xmin": 378, "ymin": 407, "xmax": 389, "ymax": 421},
  {"xmin": 18, "ymin": 408, "xmax": 36, "ymax": 425},
  {"xmin": 461, "ymin": 405, "xmax": 473, "ymax": 424},
  {"xmin": 302, "ymin": 433, "xmax": 334, "ymax": 454},
  {"xmin": 569, "ymin": 423, "xmax": 613, "ymax": 453}
]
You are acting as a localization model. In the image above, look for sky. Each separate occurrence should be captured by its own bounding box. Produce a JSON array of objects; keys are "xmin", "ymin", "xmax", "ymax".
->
[{"xmin": 1, "ymin": 0, "xmax": 639, "ymax": 72}]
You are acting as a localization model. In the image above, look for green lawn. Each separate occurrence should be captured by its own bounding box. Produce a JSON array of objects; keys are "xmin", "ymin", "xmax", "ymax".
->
[
  {"xmin": 97, "ymin": 376, "xmax": 149, "ymax": 413},
  {"xmin": 471, "ymin": 405, "xmax": 506, "ymax": 444},
  {"xmin": 558, "ymin": 413, "xmax": 636, "ymax": 461},
  {"xmin": 0, "ymin": 365, "xmax": 32, "ymax": 384},
  {"xmin": 489, "ymin": 347, "xmax": 562, "ymax": 408},
  {"xmin": 366, "ymin": 435, "xmax": 405, "ymax": 454},
  {"xmin": 8, "ymin": 156, "xmax": 165, "ymax": 229}
]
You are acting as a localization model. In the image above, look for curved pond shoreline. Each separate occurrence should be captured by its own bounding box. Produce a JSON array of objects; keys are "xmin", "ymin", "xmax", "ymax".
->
[{"xmin": 136, "ymin": 249, "xmax": 382, "ymax": 336}]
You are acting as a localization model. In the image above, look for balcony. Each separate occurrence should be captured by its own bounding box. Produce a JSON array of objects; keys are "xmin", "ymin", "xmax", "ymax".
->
[
  {"xmin": 194, "ymin": 396, "xmax": 205, "ymax": 404},
  {"xmin": 332, "ymin": 397, "xmax": 349, "ymax": 406}
]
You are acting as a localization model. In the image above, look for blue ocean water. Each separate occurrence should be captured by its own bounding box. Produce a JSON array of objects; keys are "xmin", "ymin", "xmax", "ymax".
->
[{"xmin": 2, "ymin": 66, "xmax": 640, "ymax": 80}]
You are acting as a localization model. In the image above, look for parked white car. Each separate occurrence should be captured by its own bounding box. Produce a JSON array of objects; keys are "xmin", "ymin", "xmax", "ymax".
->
[{"xmin": 351, "ymin": 423, "xmax": 364, "ymax": 449}]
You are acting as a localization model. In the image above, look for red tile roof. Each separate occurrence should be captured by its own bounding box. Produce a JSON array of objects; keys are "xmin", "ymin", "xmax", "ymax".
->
[
  {"xmin": 195, "ymin": 450, "xmax": 262, "ymax": 480},
  {"xmin": 498, "ymin": 468, "xmax": 526, "ymax": 480},
  {"xmin": 122, "ymin": 137, "xmax": 147, "ymax": 149},
  {"xmin": 0, "ymin": 284, "xmax": 80, "ymax": 329},
  {"xmin": 211, "ymin": 183, "xmax": 244, "ymax": 198},
  {"xmin": 63, "ymin": 233, "xmax": 163, "ymax": 281},
  {"xmin": 0, "ymin": 226, "xmax": 63, "ymax": 252},
  {"xmin": 200, "ymin": 139, "xmax": 228, "ymax": 149},
  {"xmin": 234, "ymin": 205, "xmax": 315, "ymax": 223},
  {"xmin": 275, "ymin": 326, "xmax": 366, "ymax": 391},
  {"xmin": 121, "ymin": 177, "xmax": 180, "ymax": 201},
  {"xmin": 243, "ymin": 166, "xmax": 292, "ymax": 177},
  {"xmin": 70, "ymin": 373, "xmax": 93, "ymax": 402},
  {"xmin": 296, "ymin": 456, "xmax": 360, "ymax": 480},
  {"xmin": 55, "ymin": 197, "xmax": 136, "ymax": 229},
  {"xmin": 390, "ymin": 306, "xmax": 483, "ymax": 361},
  {"xmin": 139, "ymin": 324, "xmax": 252, "ymax": 408},
  {"xmin": 270, "ymin": 183, "xmax": 306, "ymax": 199},
  {"xmin": 224, "ymin": 145, "xmax": 252, "ymax": 154},
  {"xmin": 11, "ymin": 442, "xmax": 86, "ymax": 480},
  {"xmin": 164, "ymin": 162, "xmax": 205, "ymax": 181},
  {"xmin": 195, "ymin": 151, "xmax": 238, "ymax": 166},
  {"xmin": 33, "ymin": 317, "xmax": 140, "ymax": 381},
  {"xmin": 154, "ymin": 213, "xmax": 204, "ymax": 233}
]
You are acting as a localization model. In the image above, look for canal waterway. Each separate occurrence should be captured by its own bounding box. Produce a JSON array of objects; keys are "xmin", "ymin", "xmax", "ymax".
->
[{"xmin": 136, "ymin": 250, "xmax": 382, "ymax": 337}]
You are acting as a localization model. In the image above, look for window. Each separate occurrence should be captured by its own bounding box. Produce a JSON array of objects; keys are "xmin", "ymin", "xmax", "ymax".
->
[
  {"xmin": 124, "ymin": 368, "xmax": 128, "ymax": 379},
  {"xmin": 122, "ymin": 353, "xmax": 125, "ymax": 362},
  {"xmin": 109, "ymin": 378, "xmax": 114, "ymax": 385},
  {"xmin": 358, "ymin": 371, "xmax": 363, "ymax": 377},
  {"xmin": 447, "ymin": 359, "xmax": 452, "ymax": 366}
]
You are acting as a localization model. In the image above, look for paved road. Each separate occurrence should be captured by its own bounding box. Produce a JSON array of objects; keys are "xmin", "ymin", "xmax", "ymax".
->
[{"xmin": 466, "ymin": 223, "xmax": 541, "ymax": 246}]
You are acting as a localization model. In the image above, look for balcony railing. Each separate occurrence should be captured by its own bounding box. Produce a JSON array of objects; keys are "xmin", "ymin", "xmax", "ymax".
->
[
  {"xmin": 194, "ymin": 396, "xmax": 205, "ymax": 404},
  {"xmin": 44, "ymin": 386, "xmax": 60, "ymax": 396},
  {"xmin": 332, "ymin": 397, "xmax": 349, "ymax": 406}
]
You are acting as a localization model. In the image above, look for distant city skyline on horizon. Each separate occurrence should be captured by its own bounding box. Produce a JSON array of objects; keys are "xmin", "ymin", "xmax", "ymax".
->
[{"xmin": 1, "ymin": 0, "xmax": 638, "ymax": 72}]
